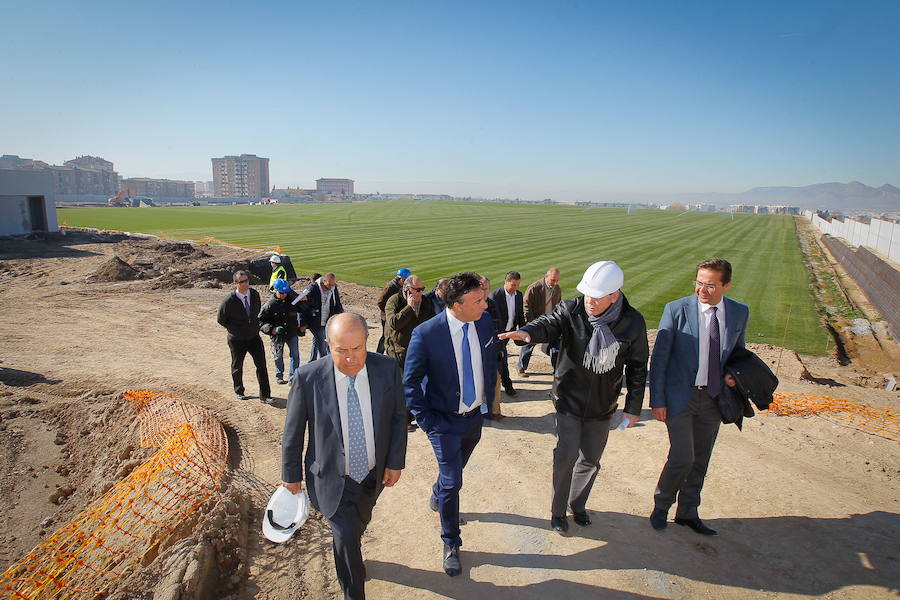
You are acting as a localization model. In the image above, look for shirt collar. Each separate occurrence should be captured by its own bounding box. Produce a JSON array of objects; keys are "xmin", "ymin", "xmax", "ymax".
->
[
  {"xmin": 445, "ymin": 308, "xmax": 469, "ymax": 334},
  {"xmin": 699, "ymin": 299, "xmax": 723, "ymax": 312},
  {"xmin": 333, "ymin": 363, "xmax": 368, "ymax": 383}
]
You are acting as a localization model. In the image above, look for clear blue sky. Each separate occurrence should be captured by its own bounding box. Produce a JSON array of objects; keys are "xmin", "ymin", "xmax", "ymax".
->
[{"xmin": 2, "ymin": 1, "xmax": 898, "ymax": 200}]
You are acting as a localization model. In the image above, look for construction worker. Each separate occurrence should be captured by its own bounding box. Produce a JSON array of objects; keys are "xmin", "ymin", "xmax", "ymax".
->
[
  {"xmin": 269, "ymin": 255, "xmax": 287, "ymax": 292},
  {"xmin": 259, "ymin": 278, "xmax": 305, "ymax": 385}
]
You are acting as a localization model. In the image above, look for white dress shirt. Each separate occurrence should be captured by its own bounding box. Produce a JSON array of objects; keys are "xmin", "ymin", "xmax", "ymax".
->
[
  {"xmin": 695, "ymin": 299, "xmax": 726, "ymax": 386},
  {"xmin": 319, "ymin": 281, "xmax": 334, "ymax": 327},
  {"xmin": 445, "ymin": 309, "xmax": 485, "ymax": 413},
  {"xmin": 504, "ymin": 291, "xmax": 517, "ymax": 332},
  {"xmin": 333, "ymin": 363, "xmax": 376, "ymax": 475}
]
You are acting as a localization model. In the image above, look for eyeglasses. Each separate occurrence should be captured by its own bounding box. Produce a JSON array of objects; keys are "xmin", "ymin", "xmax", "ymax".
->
[
  {"xmin": 694, "ymin": 280, "xmax": 719, "ymax": 291},
  {"xmin": 409, "ymin": 287, "xmax": 426, "ymax": 292},
  {"xmin": 235, "ymin": 279, "xmax": 249, "ymax": 284}
]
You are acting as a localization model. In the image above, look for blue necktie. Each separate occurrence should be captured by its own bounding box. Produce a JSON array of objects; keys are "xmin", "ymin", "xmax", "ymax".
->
[
  {"xmin": 707, "ymin": 307, "xmax": 721, "ymax": 398},
  {"xmin": 346, "ymin": 375, "xmax": 369, "ymax": 483},
  {"xmin": 461, "ymin": 323, "xmax": 476, "ymax": 407}
]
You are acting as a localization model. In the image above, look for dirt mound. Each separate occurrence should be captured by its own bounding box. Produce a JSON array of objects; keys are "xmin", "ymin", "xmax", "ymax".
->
[{"xmin": 90, "ymin": 256, "xmax": 142, "ymax": 282}]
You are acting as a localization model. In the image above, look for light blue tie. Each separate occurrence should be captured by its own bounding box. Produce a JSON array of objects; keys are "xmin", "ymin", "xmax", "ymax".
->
[
  {"xmin": 346, "ymin": 375, "xmax": 369, "ymax": 483},
  {"xmin": 461, "ymin": 323, "xmax": 476, "ymax": 408}
]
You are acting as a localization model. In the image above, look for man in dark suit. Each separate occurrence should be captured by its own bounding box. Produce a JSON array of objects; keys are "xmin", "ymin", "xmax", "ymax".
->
[
  {"xmin": 489, "ymin": 271, "xmax": 525, "ymax": 399},
  {"xmin": 649, "ymin": 258, "xmax": 749, "ymax": 536},
  {"xmin": 298, "ymin": 273, "xmax": 344, "ymax": 362},
  {"xmin": 281, "ymin": 313, "xmax": 408, "ymax": 600},
  {"xmin": 217, "ymin": 270, "xmax": 271, "ymax": 403},
  {"xmin": 404, "ymin": 272, "xmax": 498, "ymax": 577}
]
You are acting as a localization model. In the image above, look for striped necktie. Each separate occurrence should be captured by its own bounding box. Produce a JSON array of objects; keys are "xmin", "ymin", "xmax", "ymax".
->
[{"xmin": 707, "ymin": 307, "xmax": 721, "ymax": 398}]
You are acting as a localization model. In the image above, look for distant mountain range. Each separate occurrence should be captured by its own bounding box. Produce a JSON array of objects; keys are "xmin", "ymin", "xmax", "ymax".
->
[
  {"xmin": 674, "ymin": 181, "xmax": 899, "ymax": 212},
  {"xmin": 734, "ymin": 181, "xmax": 900, "ymax": 212}
]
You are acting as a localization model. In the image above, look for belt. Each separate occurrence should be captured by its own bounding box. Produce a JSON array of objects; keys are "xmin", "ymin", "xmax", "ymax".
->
[
  {"xmin": 693, "ymin": 385, "xmax": 707, "ymax": 390},
  {"xmin": 457, "ymin": 406, "xmax": 482, "ymax": 418}
]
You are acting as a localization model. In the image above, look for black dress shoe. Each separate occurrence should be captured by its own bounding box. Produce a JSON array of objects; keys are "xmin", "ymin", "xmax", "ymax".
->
[
  {"xmin": 429, "ymin": 494, "xmax": 438, "ymax": 512},
  {"xmin": 572, "ymin": 511, "xmax": 592, "ymax": 526},
  {"xmin": 505, "ymin": 387, "xmax": 517, "ymax": 397},
  {"xmin": 674, "ymin": 517, "xmax": 718, "ymax": 536},
  {"xmin": 650, "ymin": 508, "xmax": 668, "ymax": 531},
  {"xmin": 550, "ymin": 515, "xmax": 569, "ymax": 533},
  {"xmin": 443, "ymin": 545, "xmax": 461, "ymax": 577}
]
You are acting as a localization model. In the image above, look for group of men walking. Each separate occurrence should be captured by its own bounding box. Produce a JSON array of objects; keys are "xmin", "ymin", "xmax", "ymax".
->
[{"xmin": 228, "ymin": 255, "xmax": 753, "ymax": 600}]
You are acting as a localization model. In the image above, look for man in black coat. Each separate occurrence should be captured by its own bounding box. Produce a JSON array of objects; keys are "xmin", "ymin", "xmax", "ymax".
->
[
  {"xmin": 489, "ymin": 271, "xmax": 526, "ymax": 398},
  {"xmin": 298, "ymin": 273, "xmax": 345, "ymax": 362},
  {"xmin": 217, "ymin": 270, "xmax": 271, "ymax": 403},
  {"xmin": 501, "ymin": 261, "xmax": 648, "ymax": 534}
]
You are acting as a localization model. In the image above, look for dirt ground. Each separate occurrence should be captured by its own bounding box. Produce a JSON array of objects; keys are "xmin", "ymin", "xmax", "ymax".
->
[{"xmin": 0, "ymin": 233, "xmax": 898, "ymax": 600}]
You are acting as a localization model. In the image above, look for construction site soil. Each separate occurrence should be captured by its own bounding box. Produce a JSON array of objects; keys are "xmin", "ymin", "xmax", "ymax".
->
[{"xmin": 0, "ymin": 232, "xmax": 897, "ymax": 600}]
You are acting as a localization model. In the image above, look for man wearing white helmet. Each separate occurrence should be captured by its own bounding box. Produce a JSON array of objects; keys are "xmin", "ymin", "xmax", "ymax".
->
[
  {"xmin": 269, "ymin": 254, "xmax": 287, "ymax": 292},
  {"xmin": 500, "ymin": 261, "xmax": 648, "ymax": 534}
]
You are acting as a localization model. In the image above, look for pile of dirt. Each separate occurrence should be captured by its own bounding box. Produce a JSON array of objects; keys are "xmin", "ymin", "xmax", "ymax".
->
[{"xmin": 90, "ymin": 256, "xmax": 143, "ymax": 282}]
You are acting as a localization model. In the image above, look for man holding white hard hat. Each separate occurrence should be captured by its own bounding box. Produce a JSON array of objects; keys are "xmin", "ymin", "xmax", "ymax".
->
[
  {"xmin": 281, "ymin": 312, "xmax": 408, "ymax": 600},
  {"xmin": 500, "ymin": 261, "xmax": 649, "ymax": 533}
]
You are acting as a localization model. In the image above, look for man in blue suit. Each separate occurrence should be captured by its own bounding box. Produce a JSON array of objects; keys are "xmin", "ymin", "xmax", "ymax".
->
[
  {"xmin": 404, "ymin": 271, "xmax": 498, "ymax": 577},
  {"xmin": 649, "ymin": 258, "xmax": 749, "ymax": 536}
]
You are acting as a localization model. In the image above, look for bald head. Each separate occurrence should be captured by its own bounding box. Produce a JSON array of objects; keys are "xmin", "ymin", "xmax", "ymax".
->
[
  {"xmin": 326, "ymin": 312, "xmax": 368, "ymax": 340},
  {"xmin": 326, "ymin": 313, "xmax": 369, "ymax": 376}
]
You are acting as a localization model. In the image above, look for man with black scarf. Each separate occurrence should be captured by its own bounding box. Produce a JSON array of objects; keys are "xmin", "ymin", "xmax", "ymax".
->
[{"xmin": 500, "ymin": 261, "xmax": 648, "ymax": 533}]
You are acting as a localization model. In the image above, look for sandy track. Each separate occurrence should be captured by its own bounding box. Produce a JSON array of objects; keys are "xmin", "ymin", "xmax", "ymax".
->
[{"xmin": 1, "ymin": 235, "xmax": 898, "ymax": 599}]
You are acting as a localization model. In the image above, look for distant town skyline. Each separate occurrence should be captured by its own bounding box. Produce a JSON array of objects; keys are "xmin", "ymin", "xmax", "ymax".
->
[{"xmin": 2, "ymin": 2, "xmax": 898, "ymax": 202}]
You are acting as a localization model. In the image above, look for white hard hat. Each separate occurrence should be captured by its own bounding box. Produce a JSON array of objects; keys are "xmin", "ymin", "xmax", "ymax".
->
[
  {"xmin": 270, "ymin": 254, "xmax": 282, "ymax": 264},
  {"xmin": 576, "ymin": 261, "xmax": 624, "ymax": 298},
  {"xmin": 262, "ymin": 485, "xmax": 309, "ymax": 543}
]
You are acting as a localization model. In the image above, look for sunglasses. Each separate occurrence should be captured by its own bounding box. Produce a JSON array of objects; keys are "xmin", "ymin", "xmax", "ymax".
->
[
  {"xmin": 409, "ymin": 287, "xmax": 426, "ymax": 292},
  {"xmin": 235, "ymin": 279, "xmax": 249, "ymax": 284}
]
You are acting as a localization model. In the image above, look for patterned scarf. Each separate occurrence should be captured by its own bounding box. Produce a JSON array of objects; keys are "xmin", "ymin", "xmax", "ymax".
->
[{"xmin": 583, "ymin": 294, "xmax": 624, "ymax": 374}]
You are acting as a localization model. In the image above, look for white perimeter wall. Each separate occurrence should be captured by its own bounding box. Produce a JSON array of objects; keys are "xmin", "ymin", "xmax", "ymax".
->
[{"xmin": 803, "ymin": 210, "xmax": 900, "ymax": 263}]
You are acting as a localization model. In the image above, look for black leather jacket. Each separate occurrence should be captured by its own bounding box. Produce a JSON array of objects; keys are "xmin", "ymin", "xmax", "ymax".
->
[
  {"xmin": 258, "ymin": 291, "xmax": 302, "ymax": 339},
  {"xmin": 521, "ymin": 295, "xmax": 649, "ymax": 419}
]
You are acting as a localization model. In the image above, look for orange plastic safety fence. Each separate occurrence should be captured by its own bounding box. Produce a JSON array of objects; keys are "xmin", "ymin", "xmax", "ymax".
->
[
  {"xmin": 0, "ymin": 391, "xmax": 228, "ymax": 599},
  {"xmin": 770, "ymin": 392, "xmax": 900, "ymax": 441},
  {"xmin": 195, "ymin": 236, "xmax": 281, "ymax": 253}
]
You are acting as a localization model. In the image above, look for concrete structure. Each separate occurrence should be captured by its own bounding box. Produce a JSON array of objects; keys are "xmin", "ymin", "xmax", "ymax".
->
[
  {"xmin": 316, "ymin": 178, "xmax": 354, "ymax": 197},
  {"xmin": 122, "ymin": 177, "xmax": 194, "ymax": 198},
  {"xmin": 212, "ymin": 154, "xmax": 270, "ymax": 198},
  {"xmin": 64, "ymin": 155, "xmax": 114, "ymax": 171},
  {"xmin": 0, "ymin": 169, "xmax": 58, "ymax": 235}
]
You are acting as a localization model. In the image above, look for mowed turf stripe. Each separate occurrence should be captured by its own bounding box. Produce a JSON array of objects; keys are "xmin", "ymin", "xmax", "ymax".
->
[{"xmin": 59, "ymin": 203, "xmax": 830, "ymax": 354}]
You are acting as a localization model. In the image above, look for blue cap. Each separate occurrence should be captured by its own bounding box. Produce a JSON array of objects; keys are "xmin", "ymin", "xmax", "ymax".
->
[
  {"xmin": 397, "ymin": 268, "xmax": 411, "ymax": 278},
  {"xmin": 273, "ymin": 279, "xmax": 291, "ymax": 293}
]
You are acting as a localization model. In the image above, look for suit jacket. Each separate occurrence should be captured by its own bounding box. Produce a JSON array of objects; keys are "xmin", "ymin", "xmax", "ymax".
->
[
  {"xmin": 297, "ymin": 281, "xmax": 344, "ymax": 329},
  {"xmin": 403, "ymin": 310, "xmax": 498, "ymax": 434},
  {"xmin": 217, "ymin": 289, "xmax": 263, "ymax": 340},
  {"xmin": 489, "ymin": 287, "xmax": 525, "ymax": 333},
  {"xmin": 523, "ymin": 279, "xmax": 562, "ymax": 322},
  {"xmin": 649, "ymin": 295, "xmax": 749, "ymax": 418},
  {"xmin": 281, "ymin": 353, "xmax": 408, "ymax": 519}
]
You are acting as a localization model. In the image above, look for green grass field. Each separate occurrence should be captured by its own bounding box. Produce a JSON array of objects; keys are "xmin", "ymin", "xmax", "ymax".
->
[{"xmin": 59, "ymin": 201, "xmax": 832, "ymax": 354}]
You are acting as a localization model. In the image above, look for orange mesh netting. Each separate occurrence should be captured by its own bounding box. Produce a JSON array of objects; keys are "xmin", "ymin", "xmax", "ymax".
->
[
  {"xmin": 1, "ymin": 391, "xmax": 228, "ymax": 599},
  {"xmin": 770, "ymin": 392, "xmax": 900, "ymax": 441}
]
